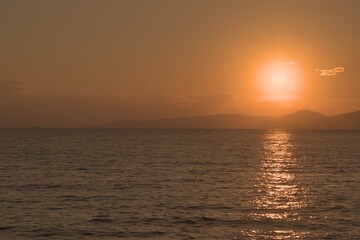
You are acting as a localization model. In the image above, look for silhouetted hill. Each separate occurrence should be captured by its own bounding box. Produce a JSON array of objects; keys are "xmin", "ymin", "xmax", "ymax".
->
[
  {"xmin": 273, "ymin": 109, "xmax": 329, "ymax": 129},
  {"xmin": 329, "ymin": 110, "xmax": 360, "ymax": 129},
  {"xmin": 98, "ymin": 109, "xmax": 360, "ymax": 129},
  {"xmin": 100, "ymin": 114, "xmax": 275, "ymax": 129}
]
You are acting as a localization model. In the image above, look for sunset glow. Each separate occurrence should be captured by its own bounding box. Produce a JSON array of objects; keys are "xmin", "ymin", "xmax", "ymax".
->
[
  {"xmin": 258, "ymin": 61, "xmax": 302, "ymax": 102},
  {"xmin": 270, "ymin": 70, "xmax": 289, "ymax": 90},
  {"xmin": 0, "ymin": 0, "xmax": 359, "ymax": 126},
  {"xmin": 1, "ymin": 1, "xmax": 359, "ymax": 240}
]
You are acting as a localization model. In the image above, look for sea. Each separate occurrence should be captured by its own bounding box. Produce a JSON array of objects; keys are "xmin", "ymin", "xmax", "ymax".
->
[{"xmin": 0, "ymin": 129, "xmax": 359, "ymax": 240}]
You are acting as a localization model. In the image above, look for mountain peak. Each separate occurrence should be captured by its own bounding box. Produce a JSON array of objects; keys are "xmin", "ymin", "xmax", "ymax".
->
[
  {"xmin": 275, "ymin": 109, "xmax": 328, "ymax": 129},
  {"xmin": 98, "ymin": 109, "xmax": 360, "ymax": 129},
  {"xmin": 285, "ymin": 109, "xmax": 326, "ymax": 117}
]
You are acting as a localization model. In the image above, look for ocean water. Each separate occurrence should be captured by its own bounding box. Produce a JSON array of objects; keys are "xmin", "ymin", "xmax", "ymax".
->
[{"xmin": 0, "ymin": 129, "xmax": 359, "ymax": 240}]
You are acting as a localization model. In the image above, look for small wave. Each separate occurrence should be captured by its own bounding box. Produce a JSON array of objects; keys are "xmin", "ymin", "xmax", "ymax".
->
[
  {"xmin": 75, "ymin": 168, "xmax": 88, "ymax": 171},
  {"xmin": 0, "ymin": 226, "xmax": 14, "ymax": 231},
  {"xmin": 11, "ymin": 184, "xmax": 63, "ymax": 191},
  {"xmin": 174, "ymin": 219, "xmax": 198, "ymax": 225},
  {"xmin": 89, "ymin": 215, "xmax": 114, "ymax": 223}
]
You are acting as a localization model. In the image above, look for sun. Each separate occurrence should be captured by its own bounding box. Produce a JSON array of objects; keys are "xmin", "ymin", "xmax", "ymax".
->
[
  {"xmin": 270, "ymin": 70, "xmax": 289, "ymax": 90},
  {"xmin": 258, "ymin": 60, "xmax": 301, "ymax": 101}
]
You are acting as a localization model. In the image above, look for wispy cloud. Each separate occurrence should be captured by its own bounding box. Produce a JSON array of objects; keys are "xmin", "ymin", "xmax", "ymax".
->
[
  {"xmin": 316, "ymin": 67, "xmax": 345, "ymax": 76},
  {"xmin": 280, "ymin": 61, "xmax": 297, "ymax": 65},
  {"xmin": 0, "ymin": 80, "xmax": 26, "ymax": 96}
]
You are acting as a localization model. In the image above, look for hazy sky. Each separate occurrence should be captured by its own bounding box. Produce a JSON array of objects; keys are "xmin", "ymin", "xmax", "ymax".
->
[{"xmin": 1, "ymin": 0, "xmax": 360, "ymax": 127}]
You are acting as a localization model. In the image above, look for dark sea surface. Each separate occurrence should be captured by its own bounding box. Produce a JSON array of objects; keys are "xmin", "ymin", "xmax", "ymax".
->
[{"xmin": 0, "ymin": 129, "xmax": 359, "ymax": 240}]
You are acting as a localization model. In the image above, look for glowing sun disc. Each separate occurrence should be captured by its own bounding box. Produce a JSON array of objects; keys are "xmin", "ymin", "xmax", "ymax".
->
[
  {"xmin": 270, "ymin": 70, "xmax": 288, "ymax": 89},
  {"xmin": 258, "ymin": 60, "xmax": 302, "ymax": 102}
]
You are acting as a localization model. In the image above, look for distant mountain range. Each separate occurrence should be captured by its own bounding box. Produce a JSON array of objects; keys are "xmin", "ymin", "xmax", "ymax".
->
[{"xmin": 98, "ymin": 109, "xmax": 360, "ymax": 129}]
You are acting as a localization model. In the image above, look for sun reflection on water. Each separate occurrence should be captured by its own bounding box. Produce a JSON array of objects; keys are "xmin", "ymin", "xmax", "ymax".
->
[
  {"xmin": 245, "ymin": 131, "xmax": 311, "ymax": 239},
  {"xmin": 254, "ymin": 131, "xmax": 306, "ymax": 212}
]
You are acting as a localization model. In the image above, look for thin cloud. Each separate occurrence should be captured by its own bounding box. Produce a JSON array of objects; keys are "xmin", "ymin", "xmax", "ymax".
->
[
  {"xmin": 280, "ymin": 61, "xmax": 297, "ymax": 65},
  {"xmin": 316, "ymin": 67, "xmax": 345, "ymax": 76},
  {"xmin": 0, "ymin": 80, "xmax": 26, "ymax": 96}
]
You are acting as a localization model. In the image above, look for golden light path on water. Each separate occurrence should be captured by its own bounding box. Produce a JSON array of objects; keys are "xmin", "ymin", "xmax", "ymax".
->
[{"xmin": 245, "ymin": 131, "xmax": 311, "ymax": 239}]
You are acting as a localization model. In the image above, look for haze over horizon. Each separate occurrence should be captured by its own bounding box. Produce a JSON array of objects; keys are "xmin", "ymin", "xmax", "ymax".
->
[{"xmin": 1, "ymin": 0, "xmax": 360, "ymax": 127}]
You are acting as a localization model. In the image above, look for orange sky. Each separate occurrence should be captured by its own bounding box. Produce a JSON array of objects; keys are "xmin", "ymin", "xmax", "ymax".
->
[{"xmin": 1, "ymin": 0, "xmax": 360, "ymax": 127}]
